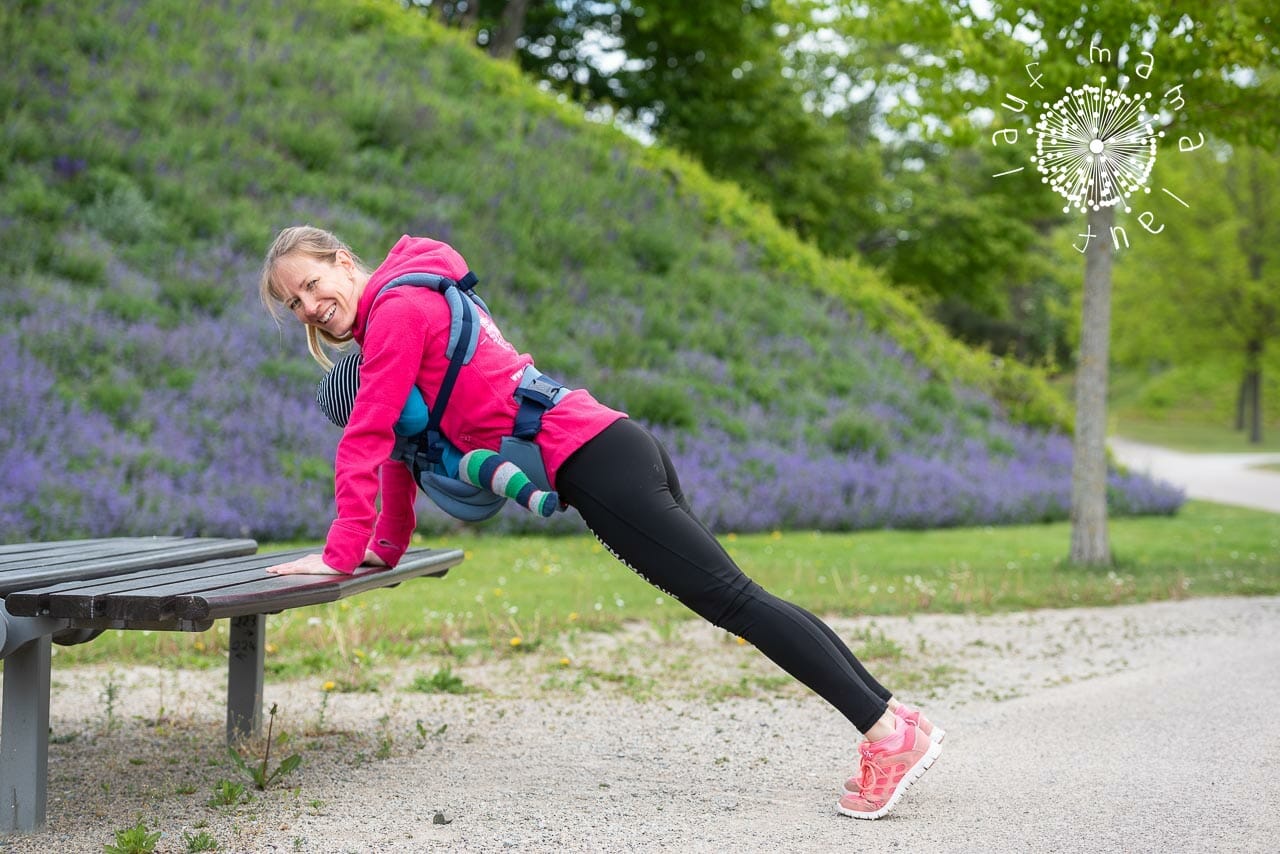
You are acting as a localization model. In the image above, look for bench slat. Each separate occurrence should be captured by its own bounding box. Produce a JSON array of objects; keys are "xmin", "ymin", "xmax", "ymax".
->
[
  {"xmin": 20, "ymin": 552, "xmax": 317, "ymax": 621},
  {"xmin": 0, "ymin": 538, "xmax": 179, "ymax": 557},
  {"xmin": 130, "ymin": 549, "xmax": 461, "ymax": 623},
  {"xmin": 0, "ymin": 538, "xmax": 185, "ymax": 568},
  {"xmin": 5, "ymin": 548, "xmax": 462, "ymax": 629},
  {"xmin": 0, "ymin": 539, "xmax": 257, "ymax": 593},
  {"xmin": 8, "ymin": 554, "xmax": 287, "ymax": 613}
]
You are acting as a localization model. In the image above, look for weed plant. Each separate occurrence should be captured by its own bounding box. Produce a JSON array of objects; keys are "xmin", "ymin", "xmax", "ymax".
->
[
  {"xmin": 227, "ymin": 704, "xmax": 302, "ymax": 791},
  {"xmin": 104, "ymin": 817, "xmax": 161, "ymax": 854}
]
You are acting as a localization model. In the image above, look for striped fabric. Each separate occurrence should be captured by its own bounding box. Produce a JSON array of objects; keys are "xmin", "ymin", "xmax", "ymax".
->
[
  {"xmin": 459, "ymin": 450, "xmax": 558, "ymax": 517},
  {"xmin": 316, "ymin": 352, "xmax": 362, "ymax": 428}
]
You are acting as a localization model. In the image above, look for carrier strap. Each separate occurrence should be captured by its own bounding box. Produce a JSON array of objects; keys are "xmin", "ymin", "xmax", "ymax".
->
[
  {"xmin": 512, "ymin": 366, "xmax": 569, "ymax": 440},
  {"xmin": 375, "ymin": 270, "xmax": 482, "ymax": 466}
]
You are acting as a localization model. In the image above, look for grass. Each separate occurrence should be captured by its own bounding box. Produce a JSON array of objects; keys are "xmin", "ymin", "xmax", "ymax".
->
[
  {"xmin": 1111, "ymin": 416, "xmax": 1280, "ymax": 453},
  {"xmin": 44, "ymin": 501, "xmax": 1279, "ymax": 675}
]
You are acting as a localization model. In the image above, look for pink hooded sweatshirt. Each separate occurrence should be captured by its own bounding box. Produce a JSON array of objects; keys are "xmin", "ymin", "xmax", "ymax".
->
[{"xmin": 322, "ymin": 236, "xmax": 626, "ymax": 573}]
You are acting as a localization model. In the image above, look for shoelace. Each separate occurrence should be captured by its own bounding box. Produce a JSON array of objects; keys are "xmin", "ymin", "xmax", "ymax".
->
[{"xmin": 855, "ymin": 752, "xmax": 888, "ymax": 798}]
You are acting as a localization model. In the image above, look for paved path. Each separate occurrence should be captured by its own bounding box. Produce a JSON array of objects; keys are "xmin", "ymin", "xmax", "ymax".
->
[{"xmin": 1109, "ymin": 437, "xmax": 1280, "ymax": 513}]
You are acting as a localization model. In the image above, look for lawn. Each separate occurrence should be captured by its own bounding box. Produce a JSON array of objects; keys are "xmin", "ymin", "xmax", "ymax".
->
[
  {"xmin": 1111, "ymin": 417, "xmax": 1280, "ymax": 453},
  {"xmin": 47, "ymin": 501, "xmax": 1279, "ymax": 677}
]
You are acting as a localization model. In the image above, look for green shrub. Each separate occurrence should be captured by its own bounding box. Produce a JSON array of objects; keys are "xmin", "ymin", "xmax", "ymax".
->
[
  {"xmin": 8, "ymin": 168, "xmax": 67, "ymax": 222},
  {"xmin": 276, "ymin": 122, "xmax": 347, "ymax": 171},
  {"xmin": 46, "ymin": 232, "xmax": 107, "ymax": 287},
  {"xmin": 827, "ymin": 410, "xmax": 891, "ymax": 461},
  {"xmin": 84, "ymin": 181, "xmax": 161, "ymax": 243},
  {"xmin": 619, "ymin": 379, "xmax": 697, "ymax": 429},
  {"xmin": 98, "ymin": 291, "xmax": 168, "ymax": 324},
  {"xmin": 86, "ymin": 377, "xmax": 143, "ymax": 425}
]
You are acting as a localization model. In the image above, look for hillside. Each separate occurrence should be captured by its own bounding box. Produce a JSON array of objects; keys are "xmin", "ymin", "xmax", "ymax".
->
[{"xmin": 0, "ymin": 0, "xmax": 1180, "ymax": 540}]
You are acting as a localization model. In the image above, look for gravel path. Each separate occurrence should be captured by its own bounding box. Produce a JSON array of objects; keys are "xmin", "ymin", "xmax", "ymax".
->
[
  {"xmin": 1109, "ymin": 437, "xmax": 1280, "ymax": 513},
  {"xmin": 4, "ymin": 594, "xmax": 1278, "ymax": 853}
]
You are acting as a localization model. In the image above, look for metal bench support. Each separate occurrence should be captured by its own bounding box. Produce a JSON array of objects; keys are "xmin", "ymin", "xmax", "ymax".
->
[
  {"xmin": 226, "ymin": 613, "xmax": 265, "ymax": 743},
  {"xmin": 0, "ymin": 637, "xmax": 52, "ymax": 834}
]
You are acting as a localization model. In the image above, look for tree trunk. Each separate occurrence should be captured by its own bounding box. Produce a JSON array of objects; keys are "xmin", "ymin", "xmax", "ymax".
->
[
  {"xmin": 488, "ymin": 0, "xmax": 531, "ymax": 59},
  {"xmin": 1236, "ymin": 373, "xmax": 1248, "ymax": 431},
  {"xmin": 1246, "ymin": 339, "xmax": 1264, "ymax": 444},
  {"xmin": 1070, "ymin": 204, "xmax": 1115, "ymax": 566}
]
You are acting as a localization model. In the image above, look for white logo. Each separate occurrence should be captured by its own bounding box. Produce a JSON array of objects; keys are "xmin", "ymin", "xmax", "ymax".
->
[
  {"xmin": 1031, "ymin": 79, "xmax": 1161, "ymax": 214},
  {"xmin": 990, "ymin": 40, "xmax": 1203, "ymax": 252}
]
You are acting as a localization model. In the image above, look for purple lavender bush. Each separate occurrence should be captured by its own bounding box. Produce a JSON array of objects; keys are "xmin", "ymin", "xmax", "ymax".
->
[{"xmin": 0, "ymin": 240, "xmax": 1183, "ymax": 543}]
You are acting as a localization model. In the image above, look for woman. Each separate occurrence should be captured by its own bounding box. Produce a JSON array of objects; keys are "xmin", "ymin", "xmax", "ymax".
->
[{"xmin": 258, "ymin": 225, "xmax": 943, "ymax": 820}]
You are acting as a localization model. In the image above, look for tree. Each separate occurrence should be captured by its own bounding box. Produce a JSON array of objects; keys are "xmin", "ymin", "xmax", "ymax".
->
[
  {"xmin": 411, "ymin": 0, "xmax": 888, "ymax": 256},
  {"xmin": 1112, "ymin": 142, "xmax": 1280, "ymax": 442},
  {"xmin": 851, "ymin": 0, "xmax": 1279, "ymax": 564}
]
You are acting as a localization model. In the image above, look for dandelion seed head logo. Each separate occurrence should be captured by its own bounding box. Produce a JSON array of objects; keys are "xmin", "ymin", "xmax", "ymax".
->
[
  {"xmin": 990, "ymin": 39, "xmax": 1201, "ymax": 252},
  {"xmin": 1030, "ymin": 79, "xmax": 1164, "ymax": 214}
]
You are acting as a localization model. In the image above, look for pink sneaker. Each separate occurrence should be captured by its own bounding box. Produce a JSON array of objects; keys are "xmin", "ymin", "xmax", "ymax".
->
[
  {"xmin": 895, "ymin": 702, "xmax": 945, "ymax": 744},
  {"xmin": 837, "ymin": 718, "xmax": 941, "ymax": 820},
  {"xmin": 843, "ymin": 704, "xmax": 945, "ymax": 794}
]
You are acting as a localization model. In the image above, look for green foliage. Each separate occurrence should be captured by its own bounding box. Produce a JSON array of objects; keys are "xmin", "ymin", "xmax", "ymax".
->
[
  {"xmin": 182, "ymin": 831, "xmax": 219, "ymax": 853},
  {"xmin": 616, "ymin": 378, "xmax": 697, "ymax": 429},
  {"xmin": 1108, "ymin": 141, "xmax": 1280, "ymax": 438},
  {"xmin": 207, "ymin": 779, "xmax": 248, "ymax": 808},
  {"xmin": 104, "ymin": 818, "xmax": 161, "ymax": 854},
  {"xmin": 827, "ymin": 410, "xmax": 891, "ymax": 461},
  {"xmin": 410, "ymin": 665, "xmax": 469, "ymax": 694}
]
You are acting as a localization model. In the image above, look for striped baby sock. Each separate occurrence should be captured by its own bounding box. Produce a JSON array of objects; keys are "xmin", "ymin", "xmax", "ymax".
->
[{"xmin": 458, "ymin": 450, "xmax": 559, "ymax": 517}]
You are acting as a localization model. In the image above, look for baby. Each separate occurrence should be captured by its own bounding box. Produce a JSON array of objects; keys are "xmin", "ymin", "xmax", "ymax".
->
[{"xmin": 315, "ymin": 353, "xmax": 559, "ymax": 517}]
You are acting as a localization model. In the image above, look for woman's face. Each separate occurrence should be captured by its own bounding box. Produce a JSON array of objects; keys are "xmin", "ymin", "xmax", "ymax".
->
[{"xmin": 274, "ymin": 250, "xmax": 363, "ymax": 337}]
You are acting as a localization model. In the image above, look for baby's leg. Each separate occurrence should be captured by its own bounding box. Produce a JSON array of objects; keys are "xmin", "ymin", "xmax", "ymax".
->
[{"xmin": 459, "ymin": 449, "xmax": 559, "ymax": 517}]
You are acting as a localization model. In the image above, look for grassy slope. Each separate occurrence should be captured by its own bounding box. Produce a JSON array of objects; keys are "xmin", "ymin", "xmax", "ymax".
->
[
  {"xmin": 0, "ymin": 0, "xmax": 1066, "ymax": 434},
  {"xmin": 1109, "ymin": 359, "xmax": 1280, "ymax": 452}
]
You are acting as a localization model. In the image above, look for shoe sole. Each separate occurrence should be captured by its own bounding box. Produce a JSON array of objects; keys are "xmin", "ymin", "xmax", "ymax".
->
[
  {"xmin": 836, "ymin": 737, "xmax": 942, "ymax": 820},
  {"xmin": 841, "ymin": 727, "xmax": 945, "ymax": 795}
]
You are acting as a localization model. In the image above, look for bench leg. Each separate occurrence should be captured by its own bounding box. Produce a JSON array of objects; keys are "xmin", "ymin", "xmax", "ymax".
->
[
  {"xmin": 0, "ymin": 636, "xmax": 51, "ymax": 834},
  {"xmin": 226, "ymin": 614, "xmax": 265, "ymax": 743}
]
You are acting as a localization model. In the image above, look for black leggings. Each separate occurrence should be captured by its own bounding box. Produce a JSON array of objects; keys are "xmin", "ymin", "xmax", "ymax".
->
[{"xmin": 556, "ymin": 418, "xmax": 892, "ymax": 734}]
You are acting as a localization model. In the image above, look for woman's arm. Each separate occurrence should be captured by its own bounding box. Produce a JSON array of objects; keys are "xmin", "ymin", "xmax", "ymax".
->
[
  {"xmin": 321, "ymin": 293, "xmax": 432, "ymax": 572},
  {"xmin": 368, "ymin": 461, "xmax": 418, "ymax": 566}
]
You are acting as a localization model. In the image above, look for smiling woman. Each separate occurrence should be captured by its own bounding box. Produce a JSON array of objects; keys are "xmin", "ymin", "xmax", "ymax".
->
[
  {"xmin": 254, "ymin": 223, "xmax": 948, "ymax": 820},
  {"xmin": 258, "ymin": 227, "xmax": 373, "ymax": 368}
]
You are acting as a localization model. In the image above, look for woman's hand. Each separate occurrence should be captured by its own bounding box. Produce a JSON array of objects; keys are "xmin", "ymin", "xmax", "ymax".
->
[{"xmin": 265, "ymin": 553, "xmax": 346, "ymax": 576}]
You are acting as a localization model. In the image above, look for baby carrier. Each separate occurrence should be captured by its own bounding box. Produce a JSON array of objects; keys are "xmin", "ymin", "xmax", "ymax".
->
[{"xmin": 317, "ymin": 272, "xmax": 567, "ymax": 522}]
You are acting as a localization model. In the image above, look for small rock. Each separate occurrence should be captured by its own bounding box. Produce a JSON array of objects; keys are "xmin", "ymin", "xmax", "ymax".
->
[{"xmin": 433, "ymin": 809, "xmax": 454, "ymax": 825}]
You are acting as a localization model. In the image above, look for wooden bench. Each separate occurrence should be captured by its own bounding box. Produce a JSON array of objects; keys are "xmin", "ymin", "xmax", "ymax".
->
[{"xmin": 0, "ymin": 537, "xmax": 464, "ymax": 835}]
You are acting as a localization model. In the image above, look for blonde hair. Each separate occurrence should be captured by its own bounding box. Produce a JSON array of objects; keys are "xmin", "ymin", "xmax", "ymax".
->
[{"xmin": 258, "ymin": 225, "xmax": 371, "ymax": 369}]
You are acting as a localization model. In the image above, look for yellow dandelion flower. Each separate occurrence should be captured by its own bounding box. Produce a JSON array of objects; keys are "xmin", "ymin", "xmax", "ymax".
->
[
  {"xmin": 568, "ymin": 612, "xmax": 579, "ymax": 622},
  {"xmin": 322, "ymin": 680, "xmax": 336, "ymax": 692},
  {"xmin": 770, "ymin": 530, "xmax": 782, "ymax": 540},
  {"xmin": 354, "ymin": 649, "xmax": 366, "ymax": 659},
  {"xmin": 559, "ymin": 657, "xmax": 571, "ymax": 667},
  {"xmin": 193, "ymin": 640, "xmax": 206, "ymax": 652},
  {"xmin": 265, "ymin": 643, "xmax": 278, "ymax": 654},
  {"xmin": 509, "ymin": 637, "xmax": 522, "ymax": 647}
]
